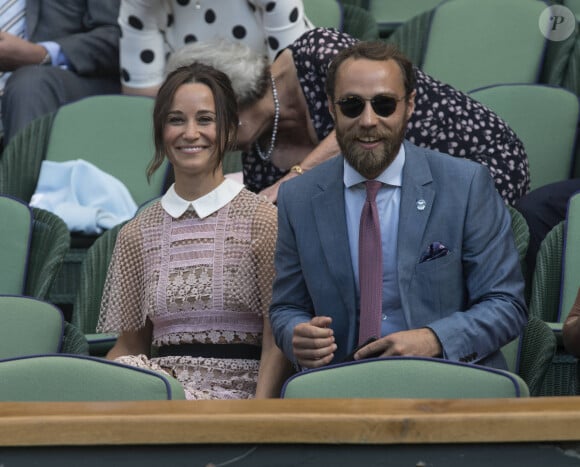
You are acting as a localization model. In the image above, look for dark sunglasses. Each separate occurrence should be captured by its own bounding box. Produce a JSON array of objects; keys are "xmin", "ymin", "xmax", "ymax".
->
[{"xmin": 334, "ymin": 94, "xmax": 407, "ymax": 119}]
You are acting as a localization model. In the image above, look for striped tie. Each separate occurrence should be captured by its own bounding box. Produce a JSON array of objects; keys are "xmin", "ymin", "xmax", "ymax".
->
[{"xmin": 0, "ymin": 0, "xmax": 26, "ymax": 95}]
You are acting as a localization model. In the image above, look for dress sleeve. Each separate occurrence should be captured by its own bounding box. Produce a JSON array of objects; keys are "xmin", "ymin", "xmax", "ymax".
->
[
  {"xmin": 251, "ymin": 201, "xmax": 278, "ymax": 317},
  {"xmin": 288, "ymin": 27, "xmax": 358, "ymax": 89},
  {"xmin": 119, "ymin": 0, "xmax": 168, "ymax": 88},
  {"xmin": 287, "ymin": 27, "xmax": 358, "ymax": 141},
  {"xmin": 97, "ymin": 217, "xmax": 147, "ymax": 333},
  {"xmin": 249, "ymin": 0, "xmax": 313, "ymax": 62}
]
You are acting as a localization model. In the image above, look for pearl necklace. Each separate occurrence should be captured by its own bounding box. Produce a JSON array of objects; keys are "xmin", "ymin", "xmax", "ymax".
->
[{"xmin": 254, "ymin": 75, "xmax": 280, "ymax": 162}]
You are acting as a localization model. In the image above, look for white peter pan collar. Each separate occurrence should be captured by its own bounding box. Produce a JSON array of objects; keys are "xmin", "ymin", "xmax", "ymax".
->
[{"xmin": 161, "ymin": 178, "xmax": 244, "ymax": 219}]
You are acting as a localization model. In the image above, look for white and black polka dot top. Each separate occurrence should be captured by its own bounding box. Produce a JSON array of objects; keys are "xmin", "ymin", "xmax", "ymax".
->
[{"xmin": 119, "ymin": 0, "xmax": 313, "ymax": 88}]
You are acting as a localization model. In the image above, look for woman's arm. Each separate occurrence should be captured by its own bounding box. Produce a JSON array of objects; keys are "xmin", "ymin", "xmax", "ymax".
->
[
  {"xmin": 259, "ymin": 129, "xmax": 340, "ymax": 203},
  {"xmin": 255, "ymin": 316, "xmax": 294, "ymax": 398},
  {"xmin": 105, "ymin": 319, "xmax": 153, "ymax": 360},
  {"xmin": 118, "ymin": 0, "xmax": 165, "ymax": 96},
  {"xmin": 252, "ymin": 201, "xmax": 294, "ymax": 397}
]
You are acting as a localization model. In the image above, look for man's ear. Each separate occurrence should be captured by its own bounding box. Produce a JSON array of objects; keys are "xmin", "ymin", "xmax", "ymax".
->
[{"xmin": 327, "ymin": 95, "xmax": 336, "ymax": 122}]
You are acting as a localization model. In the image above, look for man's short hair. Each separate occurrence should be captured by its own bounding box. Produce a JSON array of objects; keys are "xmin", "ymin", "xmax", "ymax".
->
[{"xmin": 325, "ymin": 41, "xmax": 416, "ymax": 101}]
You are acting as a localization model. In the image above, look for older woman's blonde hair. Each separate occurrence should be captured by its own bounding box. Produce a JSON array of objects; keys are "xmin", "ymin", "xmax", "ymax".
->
[{"xmin": 166, "ymin": 39, "xmax": 270, "ymax": 109}]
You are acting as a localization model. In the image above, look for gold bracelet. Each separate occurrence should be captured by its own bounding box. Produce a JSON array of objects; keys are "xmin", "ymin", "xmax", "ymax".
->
[{"xmin": 290, "ymin": 165, "xmax": 304, "ymax": 175}]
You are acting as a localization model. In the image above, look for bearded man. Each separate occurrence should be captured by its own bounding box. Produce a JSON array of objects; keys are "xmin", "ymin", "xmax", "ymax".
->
[{"xmin": 268, "ymin": 41, "xmax": 527, "ymax": 372}]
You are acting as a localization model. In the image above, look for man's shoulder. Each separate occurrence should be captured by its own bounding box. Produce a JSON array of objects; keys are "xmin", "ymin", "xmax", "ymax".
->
[
  {"xmin": 405, "ymin": 140, "xmax": 487, "ymax": 183},
  {"xmin": 277, "ymin": 157, "xmax": 341, "ymax": 211}
]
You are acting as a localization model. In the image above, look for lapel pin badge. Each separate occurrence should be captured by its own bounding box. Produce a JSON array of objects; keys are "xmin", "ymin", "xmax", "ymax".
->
[{"xmin": 416, "ymin": 199, "xmax": 426, "ymax": 211}]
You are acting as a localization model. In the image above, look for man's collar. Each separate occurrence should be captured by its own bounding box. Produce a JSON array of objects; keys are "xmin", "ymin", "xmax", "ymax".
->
[{"xmin": 161, "ymin": 178, "xmax": 244, "ymax": 219}]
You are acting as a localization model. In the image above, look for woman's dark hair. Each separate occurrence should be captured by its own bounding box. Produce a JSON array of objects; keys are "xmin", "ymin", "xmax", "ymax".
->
[{"xmin": 147, "ymin": 62, "xmax": 239, "ymax": 181}]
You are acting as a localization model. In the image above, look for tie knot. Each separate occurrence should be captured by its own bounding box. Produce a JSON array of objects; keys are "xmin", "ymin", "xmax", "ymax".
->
[{"xmin": 364, "ymin": 180, "xmax": 381, "ymax": 201}]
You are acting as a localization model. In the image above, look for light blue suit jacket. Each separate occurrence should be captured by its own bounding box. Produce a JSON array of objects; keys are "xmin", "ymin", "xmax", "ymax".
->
[{"xmin": 270, "ymin": 141, "xmax": 528, "ymax": 369}]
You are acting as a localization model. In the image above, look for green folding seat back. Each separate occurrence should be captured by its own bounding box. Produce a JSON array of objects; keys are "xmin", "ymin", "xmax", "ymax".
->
[
  {"xmin": 0, "ymin": 195, "xmax": 31, "ymax": 295},
  {"xmin": 72, "ymin": 223, "xmax": 125, "ymax": 356},
  {"xmin": 303, "ymin": 0, "xmax": 343, "ymax": 29},
  {"xmin": 528, "ymin": 193, "xmax": 580, "ymax": 396},
  {"xmin": 44, "ymin": 94, "xmax": 166, "ymax": 207},
  {"xmin": 421, "ymin": 0, "xmax": 547, "ymax": 92},
  {"xmin": 304, "ymin": 0, "xmax": 378, "ymax": 40},
  {"xmin": 560, "ymin": 192, "xmax": 580, "ymax": 322},
  {"xmin": 281, "ymin": 356, "xmax": 530, "ymax": 399},
  {"xmin": 0, "ymin": 196, "xmax": 70, "ymax": 300},
  {"xmin": 0, "ymin": 296, "xmax": 64, "ymax": 358},
  {"xmin": 364, "ymin": 0, "xmax": 443, "ymax": 38},
  {"xmin": 26, "ymin": 207, "xmax": 71, "ymax": 300},
  {"xmin": 500, "ymin": 317, "xmax": 556, "ymax": 397},
  {"xmin": 469, "ymin": 84, "xmax": 579, "ymax": 191},
  {"xmin": 0, "ymin": 354, "xmax": 186, "ymax": 401}
]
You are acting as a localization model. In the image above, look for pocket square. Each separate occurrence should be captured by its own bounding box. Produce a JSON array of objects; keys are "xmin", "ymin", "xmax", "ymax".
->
[{"xmin": 420, "ymin": 241, "xmax": 450, "ymax": 263}]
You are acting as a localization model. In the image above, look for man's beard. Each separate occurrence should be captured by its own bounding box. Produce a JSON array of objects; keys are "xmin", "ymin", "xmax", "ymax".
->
[{"xmin": 337, "ymin": 122, "xmax": 406, "ymax": 180}]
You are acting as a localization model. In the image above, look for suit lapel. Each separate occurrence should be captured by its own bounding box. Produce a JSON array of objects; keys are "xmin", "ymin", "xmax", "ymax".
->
[
  {"xmin": 26, "ymin": 0, "xmax": 40, "ymax": 39},
  {"xmin": 311, "ymin": 157, "xmax": 357, "ymax": 314},
  {"xmin": 397, "ymin": 143, "xmax": 435, "ymax": 317}
]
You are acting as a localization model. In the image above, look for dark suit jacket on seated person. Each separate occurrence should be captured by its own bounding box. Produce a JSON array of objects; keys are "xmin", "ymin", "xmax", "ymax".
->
[
  {"xmin": 1, "ymin": 0, "xmax": 121, "ymax": 144},
  {"xmin": 269, "ymin": 140, "xmax": 528, "ymax": 369}
]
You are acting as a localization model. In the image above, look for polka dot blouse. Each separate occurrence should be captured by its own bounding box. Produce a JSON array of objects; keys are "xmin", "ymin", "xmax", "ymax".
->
[{"xmin": 119, "ymin": 0, "xmax": 313, "ymax": 88}]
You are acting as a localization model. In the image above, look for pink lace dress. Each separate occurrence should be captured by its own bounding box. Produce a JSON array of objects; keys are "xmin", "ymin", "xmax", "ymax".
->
[{"xmin": 97, "ymin": 188, "xmax": 277, "ymax": 399}]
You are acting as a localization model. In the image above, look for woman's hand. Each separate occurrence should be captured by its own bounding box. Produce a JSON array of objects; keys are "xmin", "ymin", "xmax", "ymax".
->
[{"xmin": 259, "ymin": 171, "xmax": 300, "ymax": 203}]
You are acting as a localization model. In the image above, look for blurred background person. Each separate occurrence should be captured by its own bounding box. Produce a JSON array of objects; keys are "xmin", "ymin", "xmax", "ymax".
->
[
  {"xmin": 0, "ymin": 0, "xmax": 121, "ymax": 147},
  {"xmin": 119, "ymin": 0, "xmax": 313, "ymax": 97}
]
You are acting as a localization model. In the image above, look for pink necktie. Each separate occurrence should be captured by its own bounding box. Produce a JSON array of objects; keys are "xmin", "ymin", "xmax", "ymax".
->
[{"xmin": 358, "ymin": 180, "xmax": 382, "ymax": 346}]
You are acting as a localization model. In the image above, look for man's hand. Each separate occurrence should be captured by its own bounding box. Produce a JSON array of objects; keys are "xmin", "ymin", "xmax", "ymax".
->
[
  {"xmin": 354, "ymin": 328, "xmax": 442, "ymax": 360},
  {"xmin": 0, "ymin": 32, "xmax": 47, "ymax": 70},
  {"xmin": 292, "ymin": 316, "xmax": 336, "ymax": 369}
]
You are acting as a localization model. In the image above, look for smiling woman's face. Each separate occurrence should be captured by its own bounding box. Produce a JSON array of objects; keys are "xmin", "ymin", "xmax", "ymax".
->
[{"xmin": 163, "ymin": 82, "xmax": 218, "ymax": 179}]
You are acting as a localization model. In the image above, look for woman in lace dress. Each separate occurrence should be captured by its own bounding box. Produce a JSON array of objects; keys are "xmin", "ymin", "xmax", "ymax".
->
[
  {"xmin": 97, "ymin": 62, "xmax": 291, "ymax": 399},
  {"xmin": 167, "ymin": 27, "xmax": 529, "ymax": 205}
]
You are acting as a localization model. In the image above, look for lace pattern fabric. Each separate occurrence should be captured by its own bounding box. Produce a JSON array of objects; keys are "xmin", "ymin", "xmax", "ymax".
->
[
  {"xmin": 115, "ymin": 354, "xmax": 259, "ymax": 400},
  {"xmin": 98, "ymin": 188, "xmax": 277, "ymax": 399}
]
